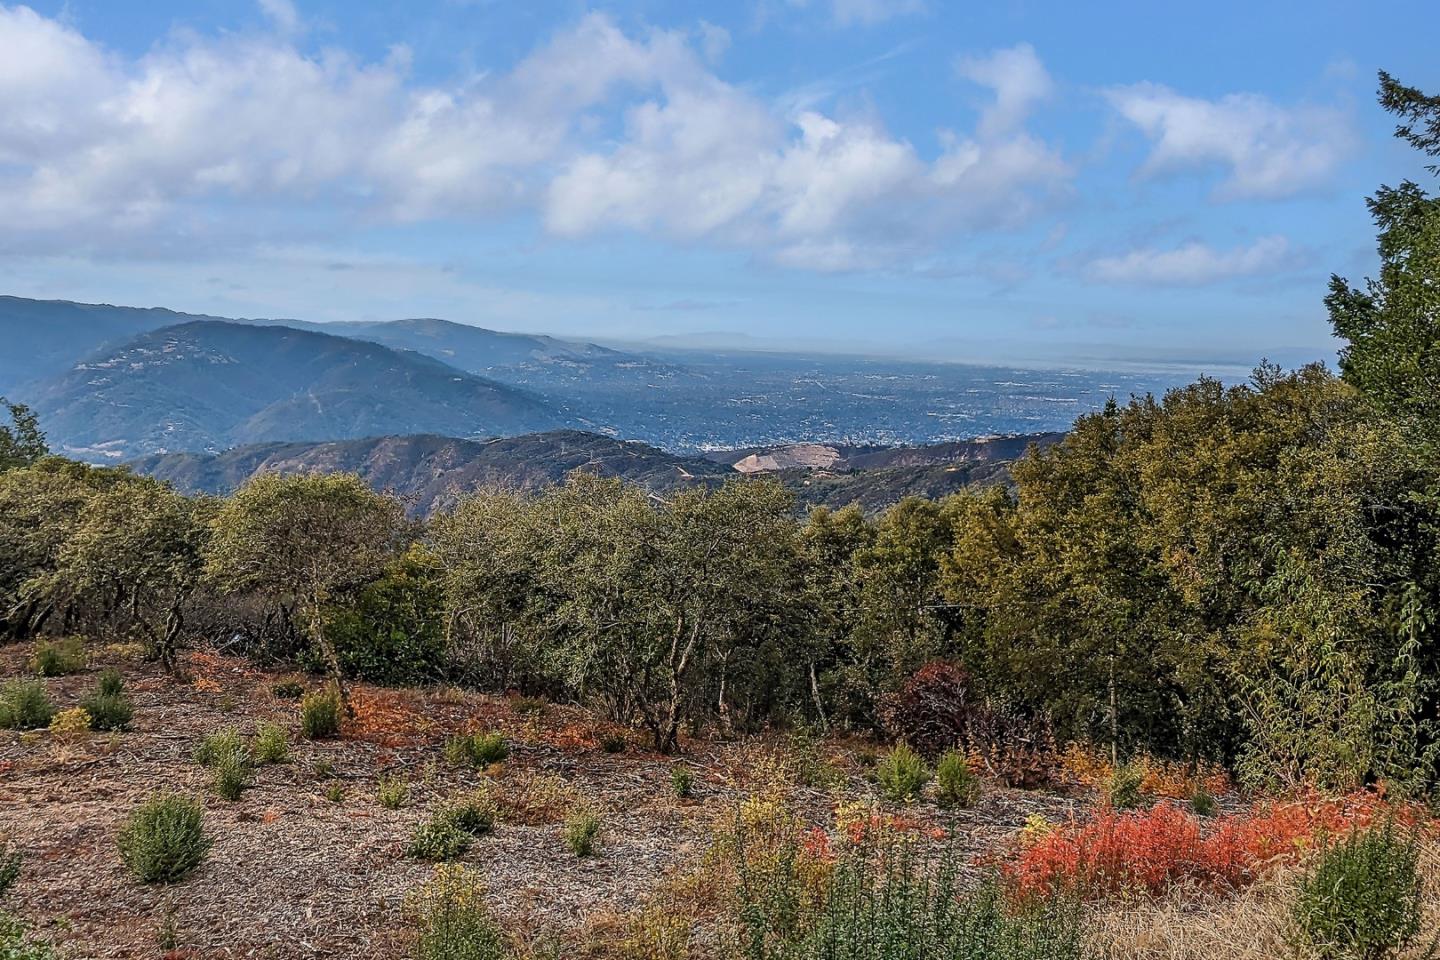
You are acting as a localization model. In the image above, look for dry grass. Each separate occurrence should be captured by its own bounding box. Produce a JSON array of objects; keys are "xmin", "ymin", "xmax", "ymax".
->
[{"xmin": 1090, "ymin": 841, "xmax": 1440, "ymax": 960}]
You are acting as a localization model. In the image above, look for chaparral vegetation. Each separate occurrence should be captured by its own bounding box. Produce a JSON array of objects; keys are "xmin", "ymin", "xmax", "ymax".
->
[{"xmin": 1, "ymin": 75, "xmax": 1439, "ymax": 960}]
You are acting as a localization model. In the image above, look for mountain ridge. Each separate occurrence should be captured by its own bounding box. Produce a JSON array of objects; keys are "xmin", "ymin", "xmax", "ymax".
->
[{"xmin": 32, "ymin": 320, "xmax": 571, "ymax": 460}]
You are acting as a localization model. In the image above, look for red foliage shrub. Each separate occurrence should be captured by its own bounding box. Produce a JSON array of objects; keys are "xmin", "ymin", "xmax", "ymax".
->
[
  {"xmin": 879, "ymin": 661, "xmax": 972, "ymax": 758},
  {"xmin": 1004, "ymin": 791, "xmax": 1435, "ymax": 902}
]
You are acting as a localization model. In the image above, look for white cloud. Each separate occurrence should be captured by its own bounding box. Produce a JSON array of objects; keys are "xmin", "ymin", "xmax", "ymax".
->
[
  {"xmin": 1106, "ymin": 83, "xmax": 1352, "ymax": 200},
  {"xmin": 547, "ymin": 42, "xmax": 1069, "ymax": 269},
  {"xmin": 257, "ymin": 0, "xmax": 301, "ymax": 35},
  {"xmin": 1085, "ymin": 235, "xmax": 1297, "ymax": 285},
  {"xmin": 829, "ymin": 0, "xmax": 926, "ymax": 26},
  {"xmin": 0, "ymin": 7, "xmax": 1066, "ymax": 272},
  {"xmin": 786, "ymin": 0, "xmax": 926, "ymax": 27},
  {"xmin": 955, "ymin": 43, "xmax": 1052, "ymax": 137}
]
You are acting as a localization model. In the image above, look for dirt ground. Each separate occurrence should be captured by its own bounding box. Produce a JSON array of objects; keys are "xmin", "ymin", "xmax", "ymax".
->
[{"xmin": 0, "ymin": 645, "xmax": 1079, "ymax": 959}]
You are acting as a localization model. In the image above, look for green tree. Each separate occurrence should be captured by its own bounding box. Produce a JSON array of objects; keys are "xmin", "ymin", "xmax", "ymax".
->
[
  {"xmin": 323, "ymin": 545, "xmax": 445, "ymax": 686},
  {"xmin": 0, "ymin": 399, "xmax": 47, "ymax": 472},
  {"xmin": 1327, "ymin": 72, "xmax": 1440, "ymax": 453},
  {"xmin": 205, "ymin": 473, "xmax": 405, "ymax": 703},
  {"xmin": 31, "ymin": 478, "xmax": 208, "ymax": 670},
  {"xmin": 0, "ymin": 459, "xmax": 131, "ymax": 639}
]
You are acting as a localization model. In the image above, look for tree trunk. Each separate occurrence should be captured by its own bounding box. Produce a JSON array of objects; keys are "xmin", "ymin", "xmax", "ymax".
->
[{"xmin": 307, "ymin": 595, "xmax": 351, "ymax": 714}]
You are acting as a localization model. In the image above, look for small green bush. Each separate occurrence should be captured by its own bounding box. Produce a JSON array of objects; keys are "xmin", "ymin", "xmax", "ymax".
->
[
  {"xmin": 410, "ymin": 865, "xmax": 508, "ymax": 960},
  {"xmin": 875, "ymin": 744, "xmax": 931, "ymax": 804},
  {"xmin": 0, "ymin": 911, "xmax": 57, "ymax": 960},
  {"xmin": 193, "ymin": 726, "xmax": 247, "ymax": 767},
  {"xmin": 671, "ymin": 765, "xmax": 694, "ymax": 799},
  {"xmin": 1105, "ymin": 762, "xmax": 1145, "ymax": 810},
  {"xmin": 564, "ymin": 809, "xmax": 601, "ymax": 857},
  {"xmin": 935, "ymin": 750, "xmax": 980, "ymax": 808},
  {"xmin": 513, "ymin": 695, "xmax": 546, "ymax": 718},
  {"xmin": 1291, "ymin": 822, "xmax": 1423, "ymax": 960},
  {"xmin": 117, "ymin": 792, "xmax": 210, "ymax": 883},
  {"xmin": 212, "ymin": 750, "xmax": 252, "ymax": 802},
  {"xmin": 0, "ymin": 841, "xmax": 20, "ymax": 900},
  {"xmin": 251, "ymin": 722, "xmax": 290, "ymax": 764},
  {"xmin": 29, "ymin": 638, "xmax": 86, "ymax": 677},
  {"xmin": 82, "ymin": 672, "xmax": 133, "ymax": 731},
  {"xmin": 0, "ymin": 680, "xmax": 54, "ymax": 731},
  {"xmin": 323, "ymin": 783, "xmax": 344, "ymax": 804},
  {"xmin": 300, "ymin": 688, "xmax": 342, "ymax": 740},
  {"xmin": 377, "ymin": 773, "xmax": 410, "ymax": 810},
  {"xmin": 1190, "ymin": 787, "xmax": 1216, "ymax": 818},
  {"xmin": 409, "ymin": 816, "xmax": 474, "ymax": 862},
  {"xmin": 271, "ymin": 678, "xmax": 305, "ymax": 700},
  {"xmin": 444, "ymin": 731, "xmax": 508, "ymax": 768},
  {"xmin": 439, "ymin": 790, "xmax": 498, "ymax": 837},
  {"xmin": 97, "ymin": 668, "xmax": 124, "ymax": 697}
]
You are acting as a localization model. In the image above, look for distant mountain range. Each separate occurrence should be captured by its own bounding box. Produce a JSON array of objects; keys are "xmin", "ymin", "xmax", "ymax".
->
[
  {"xmin": 1, "ymin": 294, "xmax": 1179, "ymax": 472},
  {"xmin": 29, "ymin": 321, "xmax": 567, "ymax": 460},
  {"xmin": 131, "ymin": 430, "xmax": 1059, "ymax": 515}
]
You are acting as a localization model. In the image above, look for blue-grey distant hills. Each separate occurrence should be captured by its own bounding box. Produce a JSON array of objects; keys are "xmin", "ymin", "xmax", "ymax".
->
[
  {"xmin": 0, "ymin": 295, "xmax": 667, "ymax": 397},
  {"xmin": 1, "ymin": 294, "xmax": 1183, "ymax": 460},
  {"xmin": 26, "ymin": 320, "xmax": 572, "ymax": 460}
]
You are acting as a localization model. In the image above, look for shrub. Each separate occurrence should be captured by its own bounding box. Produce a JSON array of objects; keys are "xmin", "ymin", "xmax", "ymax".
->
[
  {"xmin": 512, "ymin": 695, "xmax": 546, "ymax": 718},
  {"xmin": 323, "ymin": 782, "xmax": 344, "ymax": 804},
  {"xmin": 212, "ymin": 750, "xmax": 251, "ymax": 801},
  {"xmin": 323, "ymin": 549, "xmax": 446, "ymax": 686},
  {"xmin": 377, "ymin": 773, "xmax": 410, "ymax": 810},
  {"xmin": 935, "ymin": 750, "xmax": 980, "ymax": 808},
  {"xmin": 1190, "ymin": 787, "xmax": 1216, "ymax": 818},
  {"xmin": 193, "ymin": 726, "xmax": 247, "ymax": 768},
  {"xmin": 82, "ymin": 690, "xmax": 133, "ymax": 732},
  {"xmin": 964, "ymin": 699, "xmax": 1059, "ymax": 790},
  {"xmin": 409, "ymin": 815, "xmax": 474, "ymax": 862},
  {"xmin": 494, "ymin": 773, "xmax": 580, "ymax": 826},
  {"xmin": 439, "ymin": 790, "xmax": 498, "ymax": 837},
  {"xmin": 409, "ymin": 865, "xmax": 508, "ymax": 960},
  {"xmin": 194, "ymin": 726, "xmax": 251, "ymax": 801},
  {"xmin": 97, "ymin": 668, "xmax": 124, "ymax": 697},
  {"xmin": 564, "ymin": 809, "xmax": 601, "ymax": 857},
  {"xmin": 0, "ymin": 842, "xmax": 20, "ymax": 899},
  {"xmin": 1002, "ymin": 793, "xmax": 1426, "ymax": 903},
  {"xmin": 878, "ymin": 661, "xmax": 973, "ymax": 758},
  {"xmin": 786, "ymin": 726, "xmax": 842, "ymax": 789},
  {"xmin": 600, "ymin": 733, "xmax": 627, "ymax": 754},
  {"xmin": 671, "ymin": 765, "xmax": 694, "ymax": 799},
  {"xmin": 29, "ymin": 638, "xmax": 86, "ymax": 677},
  {"xmin": 117, "ymin": 792, "xmax": 210, "ymax": 883},
  {"xmin": 1291, "ymin": 822, "xmax": 1423, "ymax": 960},
  {"xmin": 444, "ymin": 731, "xmax": 507, "ymax": 768},
  {"xmin": 251, "ymin": 722, "xmax": 290, "ymax": 764},
  {"xmin": 0, "ymin": 912, "xmax": 56, "ymax": 960},
  {"xmin": 48, "ymin": 707, "xmax": 91, "ymax": 739},
  {"xmin": 875, "ymin": 744, "xmax": 931, "ymax": 804},
  {"xmin": 300, "ymin": 687, "xmax": 342, "ymax": 740},
  {"xmin": 1105, "ymin": 762, "xmax": 1145, "ymax": 810},
  {"xmin": 271, "ymin": 678, "xmax": 305, "ymax": 700},
  {"xmin": 0, "ymin": 680, "xmax": 54, "ymax": 730},
  {"xmin": 733, "ymin": 814, "xmax": 1085, "ymax": 960}
]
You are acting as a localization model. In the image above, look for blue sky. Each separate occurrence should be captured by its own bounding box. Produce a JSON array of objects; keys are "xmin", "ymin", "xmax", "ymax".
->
[{"xmin": 1, "ymin": 0, "xmax": 1435, "ymax": 371}]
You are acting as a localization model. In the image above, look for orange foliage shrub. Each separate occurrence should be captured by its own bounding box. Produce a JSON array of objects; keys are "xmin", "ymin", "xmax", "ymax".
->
[
  {"xmin": 347, "ymin": 686, "xmax": 426, "ymax": 747},
  {"xmin": 1058, "ymin": 742, "xmax": 1230, "ymax": 798},
  {"xmin": 1005, "ymin": 791, "xmax": 1434, "ymax": 902}
]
